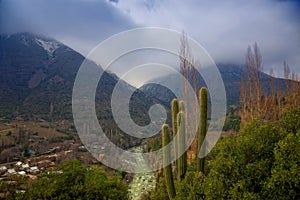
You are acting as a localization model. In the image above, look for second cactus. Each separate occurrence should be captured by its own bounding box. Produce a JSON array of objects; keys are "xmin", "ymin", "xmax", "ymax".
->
[
  {"xmin": 177, "ymin": 111, "xmax": 187, "ymax": 180},
  {"xmin": 162, "ymin": 124, "xmax": 176, "ymax": 199},
  {"xmin": 197, "ymin": 87, "xmax": 208, "ymax": 173}
]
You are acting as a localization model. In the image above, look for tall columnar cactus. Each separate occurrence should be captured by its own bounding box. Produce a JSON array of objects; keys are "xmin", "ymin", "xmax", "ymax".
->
[
  {"xmin": 179, "ymin": 100, "xmax": 185, "ymax": 112},
  {"xmin": 177, "ymin": 111, "xmax": 187, "ymax": 180},
  {"xmin": 162, "ymin": 124, "xmax": 176, "ymax": 199},
  {"xmin": 171, "ymin": 98, "xmax": 179, "ymax": 175},
  {"xmin": 172, "ymin": 98, "xmax": 179, "ymax": 137},
  {"xmin": 197, "ymin": 87, "xmax": 208, "ymax": 173}
]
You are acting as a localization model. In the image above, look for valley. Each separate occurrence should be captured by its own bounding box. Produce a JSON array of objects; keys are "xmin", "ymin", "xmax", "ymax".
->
[{"xmin": 0, "ymin": 32, "xmax": 299, "ymax": 199}]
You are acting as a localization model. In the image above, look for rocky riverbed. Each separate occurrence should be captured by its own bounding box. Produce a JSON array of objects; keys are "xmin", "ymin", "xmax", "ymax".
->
[{"xmin": 128, "ymin": 146, "xmax": 156, "ymax": 200}]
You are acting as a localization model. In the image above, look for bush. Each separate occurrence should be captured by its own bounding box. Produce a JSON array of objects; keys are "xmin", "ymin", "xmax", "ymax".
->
[
  {"xmin": 281, "ymin": 107, "xmax": 300, "ymax": 134},
  {"xmin": 263, "ymin": 131, "xmax": 300, "ymax": 199},
  {"xmin": 20, "ymin": 160, "xmax": 128, "ymax": 200},
  {"xmin": 149, "ymin": 107, "xmax": 300, "ymax": 200},
  {"xmin": 203, "ymin": 107, "xmax": 300, "ymax": 199}
]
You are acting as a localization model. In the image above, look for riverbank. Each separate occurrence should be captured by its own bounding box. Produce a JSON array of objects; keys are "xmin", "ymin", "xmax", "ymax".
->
[{"xmin": 128, "ymin": 146, "xmax": 156, "ymax": 200}]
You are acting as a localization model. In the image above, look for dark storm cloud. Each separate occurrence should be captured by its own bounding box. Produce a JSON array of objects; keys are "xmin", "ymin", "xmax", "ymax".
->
[
  {"xmin": 0, "ymin": 0, "xmax": 299, "ymax": 81},
  {"xmin": 113, "ymin": 0, "xmax": 300, "ymax": 76},
  {"xmin": 0, "ymin": 0, "xmax": 136, "ymax": 55}
]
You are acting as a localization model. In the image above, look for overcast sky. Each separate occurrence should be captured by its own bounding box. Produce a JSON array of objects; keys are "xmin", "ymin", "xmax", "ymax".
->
[{"xmin": 1, "ymin": 0, "xmax": 299, "ymax": 85}]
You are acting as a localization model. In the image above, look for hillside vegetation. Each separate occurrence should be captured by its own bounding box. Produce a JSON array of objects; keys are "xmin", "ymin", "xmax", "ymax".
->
[
  {"xmin": 146, "ymin": 42, "xmax": 300, "ymax": 200},
  {"xmin": 1, "ymin": 160, "xmax": 128, "ymax": 200},
  {"xmin": 148, "ymin": 106, "xmax": 300, "ymax": 200}
]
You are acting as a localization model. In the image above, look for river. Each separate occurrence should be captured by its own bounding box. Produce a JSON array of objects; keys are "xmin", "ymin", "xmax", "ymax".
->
[{"xmin": 127, "ymin": 146, "xmax": 156, "ymax": 200}]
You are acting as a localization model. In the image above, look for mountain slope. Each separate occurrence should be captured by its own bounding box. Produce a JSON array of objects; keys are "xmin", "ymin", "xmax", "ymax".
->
[
  {"xmin": 139, "ymin": 64, "xmax": 289, "ymax": 107},
  {"xmin": 0, "ymin": 33, "xmax": 76, "ymax": 118},
  {"xmin": 0, "ymin": 33, "xmax": 158, "ymax": 147}
]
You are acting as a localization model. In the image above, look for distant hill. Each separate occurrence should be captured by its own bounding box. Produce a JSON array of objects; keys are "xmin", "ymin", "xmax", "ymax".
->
[
  {"xmin": 0, "ymin": 33, "xmax": 297, "ymax": 146},
  {"xmin": 140, "ymin": 64, "xmax": 290, "ymax": 108}
]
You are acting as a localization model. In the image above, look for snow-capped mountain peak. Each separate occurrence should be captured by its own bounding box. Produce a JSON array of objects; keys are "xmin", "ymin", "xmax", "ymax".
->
[{"xmin": 35, "ymin": 38, "xmax": 61, "ymax": 56}]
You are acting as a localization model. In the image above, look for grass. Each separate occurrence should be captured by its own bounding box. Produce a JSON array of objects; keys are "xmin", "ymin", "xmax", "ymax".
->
[{"xmin": 0, "ymin": 121, "xmax": 67, "ymax": 145}]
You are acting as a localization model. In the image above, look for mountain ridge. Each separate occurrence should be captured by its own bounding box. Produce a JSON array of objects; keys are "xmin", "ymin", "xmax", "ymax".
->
[
  {"xmin": 0, "ymin": 32, "xmax": 164, "ymax": 148},
  {"xmin": 139, "ymin": 63, "xmax": 291, "ymax": 107},
  {"xmin": 2, "ymin": 34, "xmax": 154, "ymax": 126}
]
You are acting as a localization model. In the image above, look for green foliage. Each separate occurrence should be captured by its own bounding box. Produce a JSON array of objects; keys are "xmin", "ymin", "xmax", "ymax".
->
[
  {"xmin": 162, "ymin": 124, "xmax": 176, "ymax": 199},
  {"xmin": 151, "ymin": 107, "xmax": 300, "ymax": 200},
  {"xmin": 0, "ymin": 174, "xmax": 29, "ymax": 200},
  {"xmin": 281, "ymin": 107, "xmax": 300, "ymax": 134},
  {"xmin": 20, "ymin": 160, "xmax": 128, "ymax": 200},
  {"xmin": 203, "ymin": 107, "xmax": 300, "ymax": 199},
  {"xmin": 148, "ymin": 177, "xmax": 170, "ymax": 200},
  {"xmin": 22, "ymin": 142, "xmax": 30, "ymax": 157},
  {"xmin": 223, "ymin": 114, "xmax": 241, "ymax": 132},
  {"xmin": 263, "ymin": 131, "xmax": 300, "ymax": 199},
  {"xmin": 175, "ymin": 171, "xmax": 205, "ymax": 200},
  {"xmin": 203, "ymin": 120, "xmax": 282, "ymax": 199}
]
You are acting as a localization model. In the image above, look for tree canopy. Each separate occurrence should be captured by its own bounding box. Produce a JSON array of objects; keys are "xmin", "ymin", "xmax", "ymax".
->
[
  {"xmin": 148, "ymin": 107, "xmax": 300, "ymax": 200},
  {"xmin": 15, "ymin": 160, "xmax": 128, "ymax": 200}
]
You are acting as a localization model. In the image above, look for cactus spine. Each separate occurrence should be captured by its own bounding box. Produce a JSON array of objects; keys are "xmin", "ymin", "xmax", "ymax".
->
[
  {"xmin": 177, "ymin": 111, "xmax": 187, "ymax": 180},
  {"xmin": 162, "ymin": 124, "xmax": 176, "ymax": 199},
  {"xmin": 197, "ymin": 87, "xmax": 208, "ymax": 173},
  {"xmin": 171, "ymin": 98, "xmax": 179, "ymax": 176}
]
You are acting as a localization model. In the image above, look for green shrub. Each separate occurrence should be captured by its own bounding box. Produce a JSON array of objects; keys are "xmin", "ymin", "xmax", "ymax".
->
[
  {"xmin": 21, "ymin": 160, "xmax": 128, "ymax": 200},
  {"xmin": 150, "ymin": 107, "xmax": 300, "ymax": 200}
]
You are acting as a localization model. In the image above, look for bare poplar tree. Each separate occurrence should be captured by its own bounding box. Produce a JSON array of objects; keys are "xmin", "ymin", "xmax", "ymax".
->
[
  {"xmin": 284, "ymin": 61, "xmax": 291, "ymax": 95},
  {"xmin": 179, "ymin": 31, "xmax": 199, "ymax": 158},
  {"xmin": 241, "ymin": 44, "xmax": 300, "ymax": 125}
]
